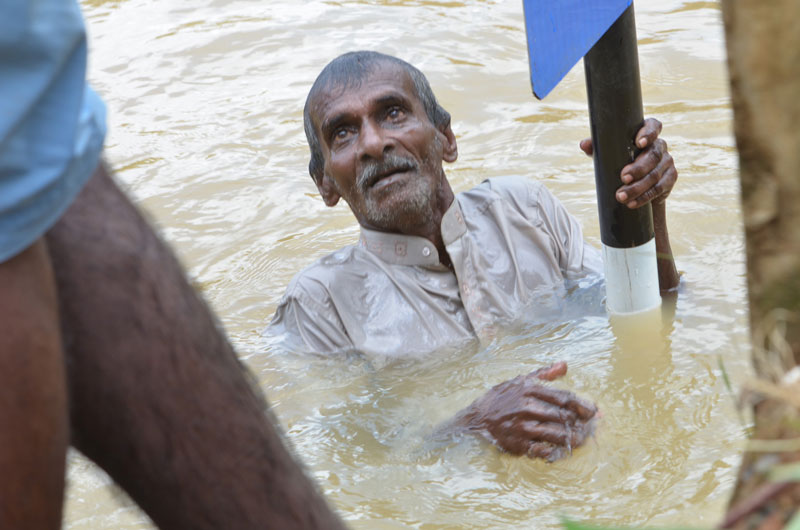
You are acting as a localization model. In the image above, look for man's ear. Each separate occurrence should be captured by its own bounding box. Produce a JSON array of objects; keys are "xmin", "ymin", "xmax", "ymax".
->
[
  {"xmin": 439, "ymin": 122, "xmax": 458, "ymax": 163},
  {"xmin": 315, "ymin": 173, "xmax": 341, "ymax": 207}
]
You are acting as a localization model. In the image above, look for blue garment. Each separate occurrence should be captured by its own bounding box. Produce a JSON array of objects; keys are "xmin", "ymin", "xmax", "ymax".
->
[{"xmin": 0, "ymin": 0, "xmax": 106, "ymax": 263}]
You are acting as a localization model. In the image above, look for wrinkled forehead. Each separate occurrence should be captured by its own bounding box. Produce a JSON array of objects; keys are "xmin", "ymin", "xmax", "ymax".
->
[{"xmin": 307, "ymin": 61, "xmax": 417, "ymax": 125}]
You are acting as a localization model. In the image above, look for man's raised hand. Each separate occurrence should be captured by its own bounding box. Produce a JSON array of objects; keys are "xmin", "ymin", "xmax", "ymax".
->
[{"xmin": 580, "ymin": 117, "xmax": 678, "ymax": 209}]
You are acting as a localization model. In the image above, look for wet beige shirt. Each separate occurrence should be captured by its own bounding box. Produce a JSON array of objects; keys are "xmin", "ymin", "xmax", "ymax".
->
[{"xmin": 268, "ymin": 176, "xmax": 602, "ymax": 357}]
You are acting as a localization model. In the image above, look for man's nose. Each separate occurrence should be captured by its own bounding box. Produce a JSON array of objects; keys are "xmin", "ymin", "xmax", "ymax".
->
[{"xmin": 358, "ymin": 119, "xmax": 393, "ymax": 160}]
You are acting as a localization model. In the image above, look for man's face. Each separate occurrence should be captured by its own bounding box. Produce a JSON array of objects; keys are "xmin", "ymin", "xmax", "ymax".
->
[{"xmin": 309, "ymin": 63, "xmax": 457, "ymax": 232}]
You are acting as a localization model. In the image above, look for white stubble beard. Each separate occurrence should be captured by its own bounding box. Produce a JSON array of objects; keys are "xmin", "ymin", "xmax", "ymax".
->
[{"xmin": 359, "ymin": 137, "xmax": 443, "ymax": 231}]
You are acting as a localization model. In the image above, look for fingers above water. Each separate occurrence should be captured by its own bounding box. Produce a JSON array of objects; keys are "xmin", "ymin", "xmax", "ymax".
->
[{"xmin": 522, "ymin": 384, "xmax": 598, "ymax": 421}]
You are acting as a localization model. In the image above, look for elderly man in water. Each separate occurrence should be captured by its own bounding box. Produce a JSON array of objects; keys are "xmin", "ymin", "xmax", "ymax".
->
[{"xmin": 268, "ymin": 50, "xmax": 679, "ymax": 460}]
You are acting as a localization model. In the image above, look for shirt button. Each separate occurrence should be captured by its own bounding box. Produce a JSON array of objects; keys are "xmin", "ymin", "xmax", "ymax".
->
[{"xmin": 422, "ymin": 247, "xmax": 431, "ymax": 257}]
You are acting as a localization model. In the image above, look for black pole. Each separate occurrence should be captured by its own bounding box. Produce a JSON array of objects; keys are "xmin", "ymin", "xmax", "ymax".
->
[{"xmin": 583, "ymin": 3, "xmax": 653, "ymax": 249}]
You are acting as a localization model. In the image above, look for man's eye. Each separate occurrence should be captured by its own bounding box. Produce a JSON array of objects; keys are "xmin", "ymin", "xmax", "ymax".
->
[
  {"xmin": 387, "ymin": 106, "xmax": 404, "ymax": 120},
  {"xmin": 333, "ymin": 128, "xmax": 349, "ymax": 141}
]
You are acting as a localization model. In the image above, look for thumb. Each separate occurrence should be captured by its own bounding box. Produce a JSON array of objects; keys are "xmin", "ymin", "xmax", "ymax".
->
[
  {"xmin": 580, "ymin": 138, "xmax": 593, "ymax": 157},
  {"xmin": 531, "ymin": 361, "xmax": 567, "ymax": 381}
]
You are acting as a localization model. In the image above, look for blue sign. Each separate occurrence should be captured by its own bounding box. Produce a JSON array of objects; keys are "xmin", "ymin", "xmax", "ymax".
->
[{"xmin": 523, "ymin": 0, "xmax": 632, "ymax": 99}]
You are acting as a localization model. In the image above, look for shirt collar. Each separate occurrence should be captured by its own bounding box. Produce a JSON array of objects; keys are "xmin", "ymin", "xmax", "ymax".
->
[
  {"xmin": 440, "ymin": 194, "xmax": 468, "ymax": 245},
  {"xmin": 358, "ymin": 197, "xmax": 468, "ymax": 266}
]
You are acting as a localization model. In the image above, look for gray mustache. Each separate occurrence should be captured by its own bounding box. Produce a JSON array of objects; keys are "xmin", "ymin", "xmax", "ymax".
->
[{"xmin": 357, "ymin": 155, "xmax": 418, "ymax": 191}]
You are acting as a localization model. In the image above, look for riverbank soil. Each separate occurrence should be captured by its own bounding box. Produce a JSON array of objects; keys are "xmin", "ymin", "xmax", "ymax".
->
[{"xmin": 721, "ymin": 1, "xmax": 800, "ymax": 528}]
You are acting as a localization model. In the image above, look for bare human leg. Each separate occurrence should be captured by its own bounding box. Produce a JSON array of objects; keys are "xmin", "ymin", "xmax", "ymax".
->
[
  {"xmin": 0, "ymin": 239, "xmax": 68, "ymax": 529},
  {"xmin": 46, "ymin": 163, "xmax": 345, "ymax": 530}
]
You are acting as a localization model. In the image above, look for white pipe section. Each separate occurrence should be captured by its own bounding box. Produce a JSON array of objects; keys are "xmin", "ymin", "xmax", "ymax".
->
[{"xmin": 602, "ymin": 237, "xmax": 661, "ymax": 314}]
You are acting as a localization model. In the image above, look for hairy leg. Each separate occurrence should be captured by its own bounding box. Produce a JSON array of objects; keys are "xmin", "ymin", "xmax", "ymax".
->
[
  {"xmin": 0, "ymin": 239, "xmax": 68, "ymax": 529},
  {"xmin": 46, "ymin": 163, "xmax": 345, "ymax": 530}
]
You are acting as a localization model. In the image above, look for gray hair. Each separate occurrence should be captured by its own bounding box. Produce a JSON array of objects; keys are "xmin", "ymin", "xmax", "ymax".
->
[{"xmin": 303, "ymin": 51, "xmax": 451, "ymax": 183}]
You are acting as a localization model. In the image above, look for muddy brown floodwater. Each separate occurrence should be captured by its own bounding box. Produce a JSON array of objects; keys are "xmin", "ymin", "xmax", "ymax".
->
[{"xmin": 66, "ymin": 0, "xmax": 750, "ymax": 528}]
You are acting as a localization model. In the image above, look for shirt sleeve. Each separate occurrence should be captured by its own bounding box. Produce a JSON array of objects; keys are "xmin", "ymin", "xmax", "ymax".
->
[
  {"xmin": 526, "ymin": 180, "xmax": 603, "ymax": 278},
  {"xmin": 266, "ymin": 274, "xmax": 354, "ymax": 355},
  {"xmin": 0, "ymin": 0, "xmax": 106, "ymax": 262}
]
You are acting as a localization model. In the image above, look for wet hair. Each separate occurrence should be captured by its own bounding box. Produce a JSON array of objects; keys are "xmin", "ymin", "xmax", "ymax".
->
[{"xmin": 303, "ymin": 50, "xmax": 451, "ymax": 183}]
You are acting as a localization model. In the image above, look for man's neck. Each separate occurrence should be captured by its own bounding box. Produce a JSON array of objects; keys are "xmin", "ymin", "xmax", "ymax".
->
[{"xmin": 404, "ymin": 179, "xmax": 454, "ymax": 267}]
